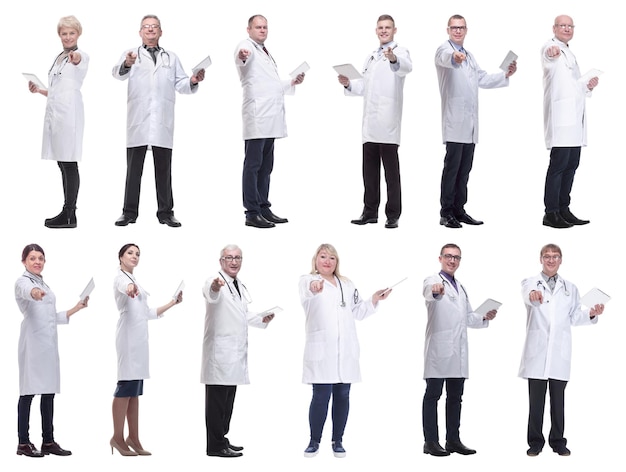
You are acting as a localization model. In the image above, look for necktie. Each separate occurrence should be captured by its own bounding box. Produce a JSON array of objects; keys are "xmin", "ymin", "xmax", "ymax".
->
[
  {"xmin": 262, "ymin": 46, "xmax": 269, "ymax": 56},
  {"xmin": 233, "ymin": 279, "xmax": 242, "ymax": 297},
  {"xmin": 547, "ymin": 276, "xmax": 557, "ymax": 291},
  {"xmin": 147, "ymin": 47, "xmax": 158, "ymax": 64}
]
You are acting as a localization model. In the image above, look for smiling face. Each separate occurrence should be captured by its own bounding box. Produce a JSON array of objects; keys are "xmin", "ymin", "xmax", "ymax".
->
[
  {"xmin": 315, "ymin": 249, "xmax": 338, "ymax": 279},
  {"xmin": 139, "ymin": 17, "xmax": 162, "ymax": 47},
  {"xmin": 120, "ymin": 245, "xmax": 140, "ymax": 273},
  {"xmin": 447, "ymin": 17, "xmax": 467, "ymax": 46},
  {"xmin": 220, "ymin": 248, "xmax": 243, "ymax": 278},
  {"xmin": 23, "ymin": 250, "xmax": 45, "ymax": 276},
  {"xmin": 541, "ymin": 249, "xmax": 562, "ymax": 277},
  {"xmin": 248, "ymin": 16, "xmax": 268, "ymax": 44},
  {"xmin": 58, "ymin": 26, "xmax": 79, "ymax": 49},
  {"xmin": 553, "ymin": 15, "xmax": 574, "ymax": 44},
  {"xmin": 376, "ymin": 19, "xmax": 396, "ymax": 45},
  {"xmin": 439, "ymin": 247, "xmax": 461, "ymax": 276}
]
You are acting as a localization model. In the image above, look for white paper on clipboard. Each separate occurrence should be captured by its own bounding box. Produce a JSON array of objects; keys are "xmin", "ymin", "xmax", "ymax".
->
[
  {"xmin": 499, "ymin": 50, "xmax": 518, "ymax": 71},
  {"xmin": 474, "ymin": 298, "xmax": 502, "ymax": 317},
  {"xmin": 383, "ymin": 276, "xmax": 408, "ymax": 294},
  {"xmin": 23, "ymin": 73, "xmax": 47, "ymax": 91},
  {"xmin": 290, "ymin": 61, "xmax": 310, "ymax": 79},
  {"xmin": 192, "ymin": 55, "xmax": 212, "ymax": 75},
  {"xmin": 578, "ymin": 68, "xmax": 603, "ymax": 84},
  {"xmin": 581, "ymin": 287, "xmax": 611, "ymax": 308},
  {"xmin": 258, "ymin": 306, "xmax": 283, "ymax": 319},
  {"xmin": 172, "ymin": 280, "xmax": 185, "ymax": 300},
  {"xmin": 333, "ymin": 63, "xmax": 362, "ymax": 80},
  {"xmin": 79, "ymin": 278, "xmax": 95, "ymax": 302}
]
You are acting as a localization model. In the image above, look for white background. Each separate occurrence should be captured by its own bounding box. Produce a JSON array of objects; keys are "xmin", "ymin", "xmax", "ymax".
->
[{"xmin": 0, "ymin": 1, "xmax": 622, "ymax": 471}]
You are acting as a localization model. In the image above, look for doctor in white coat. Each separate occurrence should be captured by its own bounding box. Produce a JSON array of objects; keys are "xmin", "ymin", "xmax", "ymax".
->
[
  {"xmin": 435, "ymin": 14, "xmax": 516, "ymax": 228},
  {"xmin": 201, "ymin": 244, "xmax": 274, "ymax": 458},
  {"xmin": 112, "ymin": 14, "xmax": 204, "ymax": 228},
  {"xmin": 235, "ymin": 14, "xmax": 305, "ymax": 228},
  {"xmin": 15, "ymin": 243, "xmax": 88, "ymax": 457},
  {"xmin": 541, "ymin": 15, "xmax": 600, "ymax": 229},
  {"xmin": 519, "ymin": 243, "xmax": 604, "ymax": 457},
  {"xmin": 339, "ymin": 14, "xmax": 412, "ymax": 229},
  {"xmin": 110, "ymin": 243, "xmax": 182, "ymax": 456},
  {"xmin": 299, "ymin": 243, "xmax": 390, "ymax": 458},
  {"xmin": 421, "ymin": 243, "xmax": 496, "ymax": 456},
  {"xmin": 28, "ymin": 16, "xmax": 88, "ymax": 229}
]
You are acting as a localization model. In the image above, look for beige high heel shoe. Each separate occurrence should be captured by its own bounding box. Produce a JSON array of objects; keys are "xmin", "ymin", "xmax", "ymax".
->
[
  {"xmin": 126, "ymin": 437, "xmax": 152, "ymax": 456},
  {"xmin": 110, "ymin": 438, "xmax": 138, "ymax": 456}
]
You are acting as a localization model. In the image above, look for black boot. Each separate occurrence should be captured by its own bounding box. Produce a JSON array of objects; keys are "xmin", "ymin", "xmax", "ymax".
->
[
  {"xmin": 542, "ymin": 211, "xmax": 572, "ymax": 229},
  {"xmin": 44, "ymin": 208, "xmax": 77, "ymax": 229},
  {"xmin": 560, "ymin": 208, "xmax": 590, "ymax": 225}
]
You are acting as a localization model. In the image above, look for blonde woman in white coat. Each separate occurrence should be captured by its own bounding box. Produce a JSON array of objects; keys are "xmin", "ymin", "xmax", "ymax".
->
[
  {"xmin": 300, "ymin": 244, "xmax": 390, "ymax": 458},
  {"xmin": 110, "ymin": 243, "xmax": 182, "ymax": 456},
  {"xmin": 15, "ymin": 244, "xmax": 88, "ymax": 458},
  {"xmin": 519, "ymin": 244, "xmax": 604, "ymax": 457},
  {"xmin": 28, "ymin": 16, "xmax": 88, "ymax": 229}
]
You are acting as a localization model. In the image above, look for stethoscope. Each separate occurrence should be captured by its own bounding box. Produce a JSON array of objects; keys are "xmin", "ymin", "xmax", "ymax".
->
[
  {"xmin": 23, "ymin": 272, "xmax": 50, "ymax": 290},
  {"xmin": 120, "ymin": 269, "xmax": 149, "ymax": 296},
  {"xmin": 363, "ymin": 44, "xmax": 397, "ymax": 74},
  {"xmin": 536, "ymin": 278, "xmax": 570, "ymax": 296},
  {"xmin": 248, "ymin": 39, "xmax": 276, "ymax": 67},
  {"xmin": 48, "ymin": 49, "xmax": 75, "ymax": 77},
  {"xmin": 439, "ymin": 273, "xmax": 468, "ymax": 300},
  {"xmin": 137, "ymin": 45, "xmax": 171, "ymax": 68},
  {"xmin": 219, "ymin": 272, "xmax": 252, "ymax": 304},
  {"xmin": 551, "ymin": 38, "xmax": 577, "ymax": 70},
  {"xmin": 448, "ymin": 40, "xmax": 476, "ymax": 70},
  {"xmin": 333, "ymin": 276, "xmax": 359, "ymax": 308}
]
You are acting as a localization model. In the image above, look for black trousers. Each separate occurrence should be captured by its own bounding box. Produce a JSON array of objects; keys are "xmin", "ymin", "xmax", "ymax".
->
[
  {"xmin": 57, "ymin": 161, "xmax": 80, "ymax": 210},
  {"xmin": 422, "ymin": 378, "xmax": 465, "ymax": 442},
  {"xmin": 18, "ymin": 394, "xmax": 55, "ymax": 444},
  {"xmin": 205, "ymin": 385, "xmax": 237, "ymax": 453},
  {"xmin": 440, "ymin": 142, "xmax": 475, "ymax": 217},
  {"xmin": 543, "ymin": 146, "xmax": 581, "ymax": 213},
  {"xmin": 242, "ymin": 138, "xmax": 275, "ymax": 216},
  {"xmin": 122, "ymin": 146, "xmax": 174, "ymax": 219},
  {"xmin": 361, "ymin": 142, "xmax": 401, "ymax": 219},
  {"xmin": 527, "ymin": 378, "xmax": 567, "ymax": 451}
]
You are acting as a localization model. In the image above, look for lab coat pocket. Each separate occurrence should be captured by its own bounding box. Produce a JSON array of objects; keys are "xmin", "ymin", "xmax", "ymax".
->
[
  {"xmin": 446, "ymin": 97, "xmax": 465, "ymax": 124},
  {"xmin": 553, "ymin": 97, "xmax": 576, "ymax": 127},
  {"xmin": 432, "ymin": 329, "xmax": 454, "ymax": 358},
  {"xmin": 304, "ymin": 329, "xmax": 326, "ymax": 362},
  {"xmin": 214, "ymin": 335, "xmax": 238, "ymax": 365}
]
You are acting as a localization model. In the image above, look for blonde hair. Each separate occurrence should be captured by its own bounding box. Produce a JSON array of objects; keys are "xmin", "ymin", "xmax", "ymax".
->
[
  {"xmin": 57, "ymin": 15, "xmax": 82, "ymax": 36},
  {"xmin": 310, "ymin": 243, "xmax": 344, "ymax": 279}
]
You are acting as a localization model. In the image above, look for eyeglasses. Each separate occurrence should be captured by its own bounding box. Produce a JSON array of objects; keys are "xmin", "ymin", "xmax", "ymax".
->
[
  {"xmin": 448, "ymin": 26, "xmax": 467, "ymax": 32},
  {"xmin": 542, "ymin": 255, "xmax": 562, "ymax": 261},
  {"xmin": 221, "ymin": 255, "xmax": 243, "ymax": 263},
  {"xmin": 442, "ymin": 254, "xmax": 462, "ymax": 262},
  {"xmin": 555, "ymin": 24, "xmax": 574, "ymax": 29},
  {"xmin": 141, "ymin": 24, "xmax": 161, "ymax": 30}
]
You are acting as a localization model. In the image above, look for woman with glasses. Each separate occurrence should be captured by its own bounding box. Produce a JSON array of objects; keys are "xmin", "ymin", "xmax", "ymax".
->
[
  {"xmin": 299, "ymin": 243, "xmax": 391, "ymax": 458},
  {"xmin": 27, "ymin": 16, "xmax": 88, "ymax": 228},
  {"xmin": 15, "ymin": 243, "xmax": 89, "ymax": 457},
  {"xmin": 110, "ymin": 243, "xmax": 183, "ymax": 456}
]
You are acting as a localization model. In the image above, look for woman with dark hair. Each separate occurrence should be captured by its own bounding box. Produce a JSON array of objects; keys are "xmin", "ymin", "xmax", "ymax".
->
[
  {"xmin": 27, "ymin": 15, "xmax": 89, "ymax": 228},
  {"xmin": 299, "ymin": 243, "xmax": 391, "ymax": 458},
  {"xmin": 110, "ymin": 243, "xmax": 183, "ymax": 456},
  {"xmin": 15, "ymin": 243, "xmax": 89, "ymax": 457}
]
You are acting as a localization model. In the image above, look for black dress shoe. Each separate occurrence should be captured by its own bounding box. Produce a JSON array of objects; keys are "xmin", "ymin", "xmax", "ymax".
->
[
  {"xmin": 245, "ymin": 214, "xmax": 275, "ymax": 228},
  {"xmin": 115, "ymin": 214, "xmax": 137, "ymax": 226},
  {"xmin": 423, "ymin": 441, "xmax": 450, "ymax": 456},
  {"xmin": 351, "ymin": 215, "xmax": 377, "ymax": 225},
  {"xmin": 445, "ymin": 440, "xmax": 476, "ymax": 455},
  {"xmin": 226, "ymin": 440, "xmax": 244, "ymax": 452},
  {"xmin": 560, "ymin": 208, "xmax": 589, "ymax": 225},
  {"xmin": 456, "ymin": 213, "xmax": 483, "ymax": 225},
  {"xmin": 158, "ymin": 215, "xmax": 182, "ymax": 227},
  {"xmin": 385, "ymin": 218, "xmax": 399, "ymax": 229},
  {"xmin": 543, "ymin": 211, "xmax": 573, "ymax": 228},
  {"xmin": 16, "ymin": 443, "xmax": 44, "ymax": 457},
  {"xmin": 554, "ymin": 446, "xmax": 571, "ymax": 456},
  {"xmin": 527, "ymin": 446, "xmax": 542, "ymax": 456},
  {"xmin": 208, "ymin": 448, "xmax": 243, "ymax": 458},
  {"xmin": 41, "ymin": 441, "xmax": 72, "ymax": 456},
  {"xmin": 439, "ymin": 215, "xmax": 462, "ymax": 228},
  {"xmin": 261, "ymin": 209, "xmax": 288, "ymax": 224}
]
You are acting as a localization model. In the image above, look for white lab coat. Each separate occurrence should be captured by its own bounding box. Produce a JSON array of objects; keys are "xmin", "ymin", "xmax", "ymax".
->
[
  {"xmin": 422, "ymin": 273, "xmax": 488, "ymax": 379},
  {"xmin": 345, "ymin": 42, "xmax": 412, "ymax": 144},
  {"xmin": 113, "ymin": 269, "xmax": 159, "ymax": 381},
  {"xmin": 299, "ymin": 274, "xmax": 376, "ymax": 384},
  {"xmin": 518, "ymin": 273, "xmax": 597, "ymax": 381},
  {"xmin": 542, "ymin": 38, "xmax": 590, "ymax": 149},
  {"xmin": 112, "ymin": 46, "xmax": 197, "ymax": 149},
  {"xmin": 200, "ymin": 273, "xmax": 268, "ymax": 386},
  {"xmin": 15, "ymin": 271, "xmax": 69, "ymax": 395},
  {"xmin": 234, "ymin": 38, "xmax": 295, "ymax": 140},
  {"xmin": 42, "ymin": 49, "xmax": 89, "ymax": 162},
  {"xmin": 435, "ymin": 41, "xmax": 509, "ymax": 144}
]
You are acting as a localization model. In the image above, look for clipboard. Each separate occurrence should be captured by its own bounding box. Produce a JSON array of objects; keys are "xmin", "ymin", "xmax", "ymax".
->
[
  {"xmin": 79, "ymin": 277, "xmax": 95, "ymax": 302},
  {"xmin": 172, "ymin": 280, "xmax": 185, "ymax": 300},
  {"xmin": 333, "ymin": 63, "xmax": 362, "ymax": 80},
  {"xmin": 290, "ymin": 61, "xmax": 310, "ymax": 79},
  {"xmin": 474, "ymin": 298, "xmax": 502, "ymax": 316},
  {"xmin": 192, "ymin": 55, "xmax": 212, "ymax": 75},
  {"xmin": 23, "ymin": 73, "xmax": 47, "ymax": 91}
]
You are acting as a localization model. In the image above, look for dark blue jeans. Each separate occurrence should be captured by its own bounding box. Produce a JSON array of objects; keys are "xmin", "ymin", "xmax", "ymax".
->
[
  {"xmin": 543, "ymin": 146, "xmax": 581, "ymax": 213},
  {"xmin": 242, "ymin": 138, "xmax": 275, "ymax": 216},
  {"xmin": 308, "ymin": 383, "xmax": 351, "ymax": 443},
  {"xmin": 18, "ymin": 394, "xmax": 55, "ymax": 444},
  {"xmin": 422, "ymin": 378, "xmax": 465, "ymax": 442}
]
